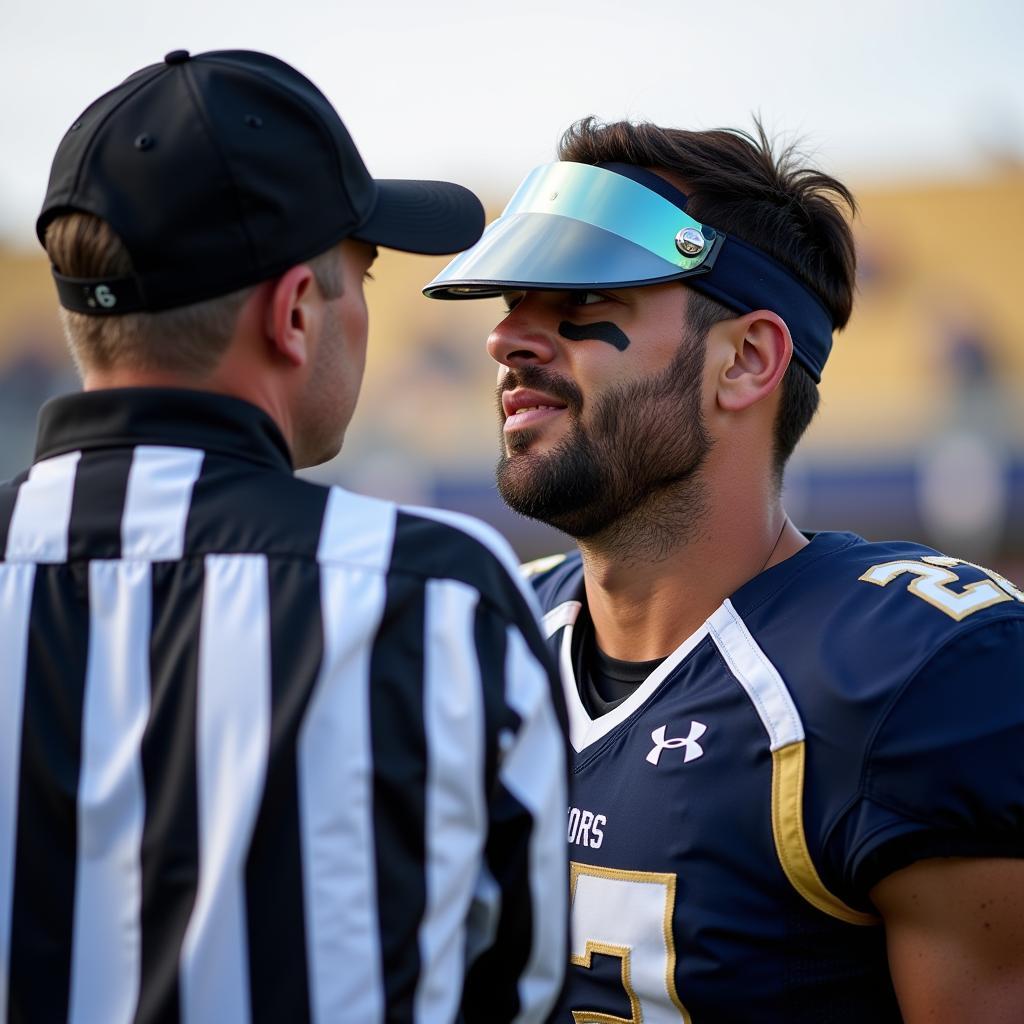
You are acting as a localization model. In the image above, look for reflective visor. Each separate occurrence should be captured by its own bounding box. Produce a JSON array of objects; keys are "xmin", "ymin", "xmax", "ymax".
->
[
  {"xmin": 423, "ymin": 162, "xmax": 721, "ymax": 296},
  {"xmin": 424, "ymin": 161, "xmax": 836, "ymax": 382}
]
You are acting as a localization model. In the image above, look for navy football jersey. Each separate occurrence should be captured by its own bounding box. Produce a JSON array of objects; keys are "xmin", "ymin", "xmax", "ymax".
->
[{"xmin": 528, "ymin": 531, "xmax": 1024, "ymax": 1023}]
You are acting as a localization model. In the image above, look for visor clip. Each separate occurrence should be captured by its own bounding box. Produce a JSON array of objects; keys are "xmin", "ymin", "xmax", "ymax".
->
[{"xmin": 675, "ymin": 228, "xmax": 706, "ymax": 257}]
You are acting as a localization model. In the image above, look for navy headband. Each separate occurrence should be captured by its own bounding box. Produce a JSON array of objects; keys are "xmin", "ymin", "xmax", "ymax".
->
[{"xmin": 599, "ymin": 163, "xmax": 835, "ymax": 381}]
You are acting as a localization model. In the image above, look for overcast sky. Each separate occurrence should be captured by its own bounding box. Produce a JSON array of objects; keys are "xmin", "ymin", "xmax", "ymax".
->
[{"xmin": 3, "ymin": 0, "xmax": 1022, "ymax": 247}]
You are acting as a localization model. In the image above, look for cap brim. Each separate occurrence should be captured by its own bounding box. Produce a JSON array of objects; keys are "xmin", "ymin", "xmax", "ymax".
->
[{"xmin": 352, "ymin": 179, "xmax": 485, "ymax": 255}]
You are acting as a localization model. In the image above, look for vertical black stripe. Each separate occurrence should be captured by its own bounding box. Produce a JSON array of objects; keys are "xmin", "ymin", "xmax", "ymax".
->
[
  {"xmin": 7, "ymin": 565, "xmax": 90, "ymax": 1024},
  {"xmin": 369, "ymin": 557, "xmax": 429, "ymax": 1022},
  {"xmin": 461, "ymin": 604, "xmax": 533, "ymax": 1023},
  {"xmin": 134, "ymin": 559, "xmax": 203, "ymax": 1024},
  {"xmin": 474, "ymin": 602, "xmax": 516, "ymax": 816},
  {"xmin": 245, "ymin": 558, "xmax": 323, "ymax": 1024},
  {"xmin": 0, "ymin": 470, "xmax": 29, "ymax": 561},
  {"xmin": 182, "ymin": 453, "xmax": 327, "ymax": 559},
  {"xmin": 66, "ymin": 449, "xmax": 134, "ymax": 561}
]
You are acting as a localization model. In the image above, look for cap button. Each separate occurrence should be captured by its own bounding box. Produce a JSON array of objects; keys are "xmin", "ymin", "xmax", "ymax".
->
[{"xmin": 164, "ymin": 49, "xmax": 190, "ymax": 65}]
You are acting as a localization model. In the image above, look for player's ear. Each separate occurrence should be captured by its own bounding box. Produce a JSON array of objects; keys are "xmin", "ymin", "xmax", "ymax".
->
[
  {"xmin": 265, "ymin": 264, "xmax": 317, "ymax": 368},
  {"xmin": 711, "ymin": 310, "xmax": 792, "ymax": 413}
]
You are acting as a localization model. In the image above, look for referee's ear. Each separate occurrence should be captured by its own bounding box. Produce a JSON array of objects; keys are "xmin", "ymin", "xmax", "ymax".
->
[{"xmin": 265, "ymin": 264, "xmax": 318, "ymax": 368}]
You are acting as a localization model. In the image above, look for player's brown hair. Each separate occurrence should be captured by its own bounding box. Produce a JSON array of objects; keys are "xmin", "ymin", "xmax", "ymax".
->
[
  {"xmin": 44, "ymin": 212, "xmax": 344, "ymax": 378},
  {"xmin": 558, "ymin": 118, "xmax": 858, "ymax": 479}
]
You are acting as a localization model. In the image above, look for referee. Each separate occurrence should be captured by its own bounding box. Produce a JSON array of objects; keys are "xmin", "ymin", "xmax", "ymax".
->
[{"xmin": 0, "ymin": 50, "xmax": 568, "ymax": 1024}]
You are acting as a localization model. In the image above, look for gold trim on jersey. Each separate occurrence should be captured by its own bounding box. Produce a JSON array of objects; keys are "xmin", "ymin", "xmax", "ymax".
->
[
  {"xmin": 771, "ymin": 742, "xmax": 878, "ymax": 926},
  {"xmin": 569, "ymin": 862, "xmax": 692, "ymax": 1024},
  {"xmin": 709, "ymin": 601, "xmax": 880, "ymax": 928}
]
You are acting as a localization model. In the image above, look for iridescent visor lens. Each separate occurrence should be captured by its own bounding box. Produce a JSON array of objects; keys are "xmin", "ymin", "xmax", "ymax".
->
[{"xmin": 423, "ymin": 162, "xmax": 722, "ymax": 298}]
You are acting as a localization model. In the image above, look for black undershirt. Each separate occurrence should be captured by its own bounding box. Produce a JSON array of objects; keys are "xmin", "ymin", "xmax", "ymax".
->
[{"xmin": 571, "ymin": 606, "xmax": 666, "ymax": 717}]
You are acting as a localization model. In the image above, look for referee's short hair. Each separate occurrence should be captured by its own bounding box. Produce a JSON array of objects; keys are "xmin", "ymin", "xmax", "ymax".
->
[{"xmin": 44, "ymin": 212, "xmax": 343, "ymax": 377}]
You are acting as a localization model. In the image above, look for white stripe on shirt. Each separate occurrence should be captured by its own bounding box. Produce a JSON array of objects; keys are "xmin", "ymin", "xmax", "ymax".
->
[
  {"xmin": 181, "ymin": 554, "xmax": 272, "ymax": 1024},
  {"xmin": 68, "ymin": 560, "xmax": 151, "ymax": 1024},
  {"xmin": 0, "ymin": 562, "xmax": 36, "ymax": 1023},
  {"xmin": 414, "ymin": 579, "xmax": 486, "ymax": 1023},
  {"xmin": 5, "ymin": 451, "xmax": 81, "ymax": 563},
  {"xmin": 298, "ymin": 561, "xmax": 388, "ymax": 1024},
  {"xmin": 121, "ymin": 447, "xmax": 204, "ymax": 561},
  {"xmin": 317, "ymin": 487, "xmax": 396, "ymax": 571}
]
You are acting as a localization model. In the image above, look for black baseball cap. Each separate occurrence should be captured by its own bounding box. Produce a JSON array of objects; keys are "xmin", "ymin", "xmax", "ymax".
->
[{"xmin": 37, "ymin": 49, "xmax": 485, "ymax": 316}]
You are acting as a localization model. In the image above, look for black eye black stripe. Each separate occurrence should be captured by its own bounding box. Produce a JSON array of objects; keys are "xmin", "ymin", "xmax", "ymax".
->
[{"xmin": 558, "ymin": 321, "xmax": 631, "ymax": 352}]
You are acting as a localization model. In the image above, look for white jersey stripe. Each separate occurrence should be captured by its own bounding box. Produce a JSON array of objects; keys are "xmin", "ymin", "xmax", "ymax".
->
[
  {"xmin": 414, "ymin": 579, "xmax": 486, "ymax": 1024},
  {"xmin": 5, "ymin": 451, "xmax": 81, "ymax": 563},
  {"xmin": 68, "ymin": 560, "xmax": 151, "ymax": 1024},
  {"xmin": 556, "ymin": 612, "xmax": 594, "ymax": 752},
  {"xmin": 542, "ymin": 599, "xmax": 581, "ymax": 638},
  {"xmin": 121, "ymin": 447, "xmax": 204, "ymax": 561},
  {"xmin": 707, "ymin": 599, "xmax": 804, "ymax": 749},
  {"xmin": 501, "ymin": 627, "xmax": 569, "ymax": 1023},
  {"xmin": 317, "ymin": 487, "xmax": 396, "ymax": 571},
  {"xmin": 298, "ymin": 564, "xmax": 387, "ymax": 1024},
  {"xmin": 0, "ymin": 563, "xmax": 35, "ymax": 1022},
  {"xmin": 181, "ymin": 555, "xmax": 272, "ymax": 1024},
  {"xmin": 552, "ymin": 598, "xmax": 711, "ymax": 754}
]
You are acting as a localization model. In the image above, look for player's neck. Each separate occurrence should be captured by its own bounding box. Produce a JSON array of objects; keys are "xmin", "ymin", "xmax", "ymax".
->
[{"xmin": 578, "ymin": 476, "xmax": 806, "ymax": 662}]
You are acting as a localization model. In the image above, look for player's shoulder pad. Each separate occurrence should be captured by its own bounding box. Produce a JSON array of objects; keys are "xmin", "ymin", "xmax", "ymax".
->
[
  {"xmin": 812, "ymin": 537, "xmax": 1024, "ymax": 663},
  {"xmin": 522, "ymin": 549, "xmax": 584, "ymax": 613},
  {"xmin": 852, "ymin": 540, "xmax": 1024, "ymax": 620},
  {"xmin": 520, "ymin": 552, "xmax": 569, "ymax": 579}
]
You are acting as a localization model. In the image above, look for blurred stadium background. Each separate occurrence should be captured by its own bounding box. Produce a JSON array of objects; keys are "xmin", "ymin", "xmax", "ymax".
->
[
  {"xmin": 2, "ymin": 0, "xmax": 1022, "ymax": 579},
  {"xmin": 3, "ymin": 165, "xmax": 1023, "ymax": 577}
]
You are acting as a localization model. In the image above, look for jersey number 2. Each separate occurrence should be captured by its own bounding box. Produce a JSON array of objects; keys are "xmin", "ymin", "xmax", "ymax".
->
[
  {"xmin": 859, "ymin": 555, "xmax": 1024, "ymax": 621},
  {"xmin": 570, "ymin": 862, "xmax": 691, "ymax": 1023}
]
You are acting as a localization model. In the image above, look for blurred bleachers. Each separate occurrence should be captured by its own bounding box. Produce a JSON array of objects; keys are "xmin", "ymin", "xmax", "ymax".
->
[{"xmin": 2, "ymin": 165, "xmax": 1022, "ymax": 577}]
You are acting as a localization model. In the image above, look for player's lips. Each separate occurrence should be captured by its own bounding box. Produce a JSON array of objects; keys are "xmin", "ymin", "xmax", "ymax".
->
[{"xmin": 502, "ymin": 389, "xmax": 568, "ymax": 431}]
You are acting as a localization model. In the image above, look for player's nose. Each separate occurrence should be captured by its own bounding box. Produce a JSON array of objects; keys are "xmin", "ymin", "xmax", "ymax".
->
[{"xmin": 486, "ymin": 299, "xmax": 558, "ymax": 368}]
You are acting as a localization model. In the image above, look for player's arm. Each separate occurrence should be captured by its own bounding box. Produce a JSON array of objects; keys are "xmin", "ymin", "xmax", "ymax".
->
[
  {"xmin": 871, "ymin": 856, "xmax": 1024, "ymax": 1022},
  {"xmin": 837, "ymin": 613, "xmax": 1024, "ymax": 1022}
]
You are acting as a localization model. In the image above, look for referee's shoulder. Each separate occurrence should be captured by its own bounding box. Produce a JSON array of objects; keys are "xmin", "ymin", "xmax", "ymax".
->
[
  {"xmin": 315, "ymin": 487, "xmax": 527, "ymax": 600},
  {"xmin": 390, "ymin": 503, "xmax": 531, "ymax": 609}
]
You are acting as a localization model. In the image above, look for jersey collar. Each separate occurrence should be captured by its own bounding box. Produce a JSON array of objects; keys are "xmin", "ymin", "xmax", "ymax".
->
[{"xmin": 33, "ymin": 387, "xmax": 294, "ymax": 474}]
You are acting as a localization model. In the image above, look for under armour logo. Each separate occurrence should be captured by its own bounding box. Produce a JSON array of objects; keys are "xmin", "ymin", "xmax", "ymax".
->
[{"xmin": 646, "ymin": 722, "xmax": 707, "ymax": 766}]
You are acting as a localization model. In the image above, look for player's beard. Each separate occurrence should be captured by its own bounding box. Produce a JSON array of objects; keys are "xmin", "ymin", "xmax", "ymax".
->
[{"xmin": 495, "ymin": 332, "xmax": 712, "ymax": 544}]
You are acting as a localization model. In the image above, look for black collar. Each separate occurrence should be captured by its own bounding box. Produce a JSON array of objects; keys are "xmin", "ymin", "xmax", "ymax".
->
[{"xmin": 35, "ymin": 388, "xmax": 294, "ymax": 474}]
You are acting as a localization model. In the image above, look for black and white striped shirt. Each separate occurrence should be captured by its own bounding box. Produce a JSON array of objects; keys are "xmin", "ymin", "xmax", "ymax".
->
[{"xmin": 0, "ymin": 388, "xmax": 568, "ymax": 1024}]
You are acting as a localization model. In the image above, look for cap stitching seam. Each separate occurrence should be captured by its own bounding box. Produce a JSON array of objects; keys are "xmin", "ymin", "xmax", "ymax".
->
[
  {"xmin": 66, "ymin": 65, "xmax": 167, "ymax": 209},
  {"xmin": 180, "ymin": 61, "xmax": 261, "ymax": 269},
  {"xmin": 199, "ymin": 55, "xmax": 357, "ymax": 217}
]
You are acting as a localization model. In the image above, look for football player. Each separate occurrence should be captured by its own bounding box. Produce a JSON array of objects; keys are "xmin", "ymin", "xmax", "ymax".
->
[{"xmin": 423, "ymin": 120, "xmax": 1024, "ymax": 1022}]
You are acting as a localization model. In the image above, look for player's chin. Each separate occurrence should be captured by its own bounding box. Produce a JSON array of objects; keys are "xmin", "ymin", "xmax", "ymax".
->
[
  {"xmin": 505, "ymin": 427, "xmax": 540, "ymax": 455},
  {"xmin": 505, "ymin": 423, "xmax": 571, "ymax": 457}
]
